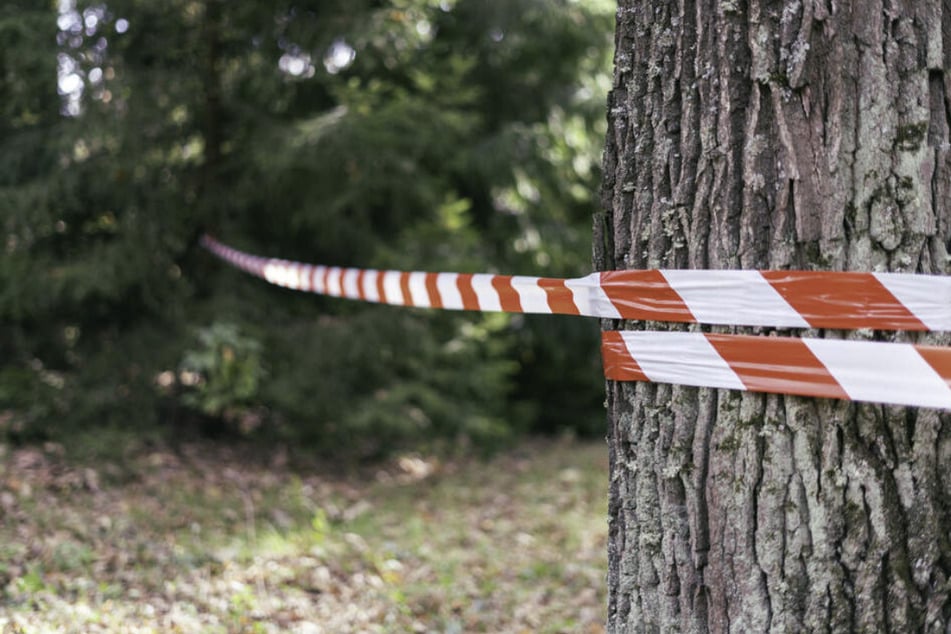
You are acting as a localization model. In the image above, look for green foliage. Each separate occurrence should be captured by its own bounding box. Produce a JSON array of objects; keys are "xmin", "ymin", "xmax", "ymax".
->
[
  {"xmin": 0, "ymin": 0, "xmax": 613, "ymax": 453},
  {"xmin": 180, "ymin": 322, "xmax": 265, "ymax": 418},
  {"xmin": 259, "ymin": 308, "xmax": 521, "ymax": 457},
  {"xmin": 0, "ymin": 367, "xmax": 61, "ymax": 441}
]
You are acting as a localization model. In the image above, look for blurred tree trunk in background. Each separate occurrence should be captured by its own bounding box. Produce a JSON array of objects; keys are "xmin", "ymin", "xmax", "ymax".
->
[
  {"xmin": 597, "ymin": 0, "xmax": 951, "ymax": 630},
  {"xmin": 200, "ymin": 0, "xmax": 224, "ymax": 210}
]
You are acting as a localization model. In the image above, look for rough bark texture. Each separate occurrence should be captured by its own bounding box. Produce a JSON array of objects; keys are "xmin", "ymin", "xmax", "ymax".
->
[{"xmin": 596, "ymin": 0, "xmax": 951, "ymax": 631}]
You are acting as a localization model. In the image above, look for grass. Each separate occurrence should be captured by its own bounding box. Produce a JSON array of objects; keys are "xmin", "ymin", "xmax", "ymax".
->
[{"xmin": 0, "ymin": 437, "xmax": 608, "ymax": 633}]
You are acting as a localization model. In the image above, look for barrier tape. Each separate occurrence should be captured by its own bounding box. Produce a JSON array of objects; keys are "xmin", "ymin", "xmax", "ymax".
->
[
  {"xmin": 202, "ymin": 235, "xmax": 951, "ymax": 409},
  {"xmin": 201, "ymin": 236, "xmax": 951, "ymax": 331},
  {"xmin": 602, "ymin": 331, "xmax": 951, "ymax": 409}
]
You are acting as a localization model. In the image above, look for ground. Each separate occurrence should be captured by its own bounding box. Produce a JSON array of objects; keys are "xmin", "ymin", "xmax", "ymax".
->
[{"xmin": 0, "ymin": 436, "xmax": 607, "ymax": 633}]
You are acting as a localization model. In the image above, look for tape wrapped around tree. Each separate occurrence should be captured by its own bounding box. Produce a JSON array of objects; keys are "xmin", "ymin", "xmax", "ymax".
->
[{"xmin": 203, "ymin": 235, "xmax": 951, "ymax": 409}]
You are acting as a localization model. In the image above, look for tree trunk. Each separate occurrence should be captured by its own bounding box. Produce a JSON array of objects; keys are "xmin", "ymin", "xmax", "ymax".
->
[{"xmin": 596, "ymin": 0, "xmax": 951, "ymax": 631}]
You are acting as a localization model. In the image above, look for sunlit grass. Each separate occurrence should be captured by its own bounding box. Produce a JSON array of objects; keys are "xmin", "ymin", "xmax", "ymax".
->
[{"xmin": 0, "ymin": 438, "xmax": 607, "ymax": 633}]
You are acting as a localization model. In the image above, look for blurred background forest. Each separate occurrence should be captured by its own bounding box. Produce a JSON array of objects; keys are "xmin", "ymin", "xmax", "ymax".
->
[{"xmin": 2, "ymin": 0, "xmax": 614, "ymax": 458}]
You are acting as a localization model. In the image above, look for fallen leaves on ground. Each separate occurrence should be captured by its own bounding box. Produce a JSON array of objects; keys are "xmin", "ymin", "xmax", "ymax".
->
[{"xmin": 0, "ymin": 438, "xmax": 607, "ymax": 633}]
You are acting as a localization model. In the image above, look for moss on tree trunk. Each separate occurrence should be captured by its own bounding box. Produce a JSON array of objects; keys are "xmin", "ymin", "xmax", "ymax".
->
[{"xmin": 597, "ymin": 0, "xmax": 951, "ymax": 631}]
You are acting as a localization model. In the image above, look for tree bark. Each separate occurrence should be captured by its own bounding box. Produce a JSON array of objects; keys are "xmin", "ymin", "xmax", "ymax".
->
[{"xmin": 597, "ymin": 0, "xmax": 951, "ymax": 631}]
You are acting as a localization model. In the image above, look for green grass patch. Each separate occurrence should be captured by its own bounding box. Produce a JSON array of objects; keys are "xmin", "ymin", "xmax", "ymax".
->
[{"xmin": 0, "ymin": 438, "xmax": 607, "ymax": 633}]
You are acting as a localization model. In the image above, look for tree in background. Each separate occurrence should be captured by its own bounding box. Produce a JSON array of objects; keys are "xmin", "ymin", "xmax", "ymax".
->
[
  {"xmin": 599, "ymin": 0, "xmax": 951, "ymax": 630},
  {"xmin": 1, "ymin": 1, "xmax": 614, "ymax": 453}
]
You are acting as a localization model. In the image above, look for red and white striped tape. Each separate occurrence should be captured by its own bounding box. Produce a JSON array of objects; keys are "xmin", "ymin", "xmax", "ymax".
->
[
  {"xmin": 202, "ymin": 236, "xmax": 584, "ymax": 316},
  {"xmin": 202, "ymin": 235, "xmax": 951, "ymax": 409},
  {"xmin": 202, "ymin": 236, "xmax": 951, "ymax": 331},
  {"xmin": 602, "ymin": 331, "xmax": 951, "ymax": 409}
]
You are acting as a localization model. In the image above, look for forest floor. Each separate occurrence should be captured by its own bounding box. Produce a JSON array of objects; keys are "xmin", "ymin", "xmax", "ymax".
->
[{"xmin": 0, "ymin": 436, "xmax": 608, "ymax": 633}]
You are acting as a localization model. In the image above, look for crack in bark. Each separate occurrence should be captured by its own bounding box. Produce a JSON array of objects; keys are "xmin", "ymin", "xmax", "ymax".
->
[{"xmin": 750, "ymin": 415, "xmax": 773, "ymax": 630}]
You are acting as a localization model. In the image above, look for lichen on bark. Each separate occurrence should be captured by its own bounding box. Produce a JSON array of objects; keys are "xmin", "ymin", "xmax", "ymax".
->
[{"xmin": 598, "ymin": 1, "xmax": 951, "ymax": 631}]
